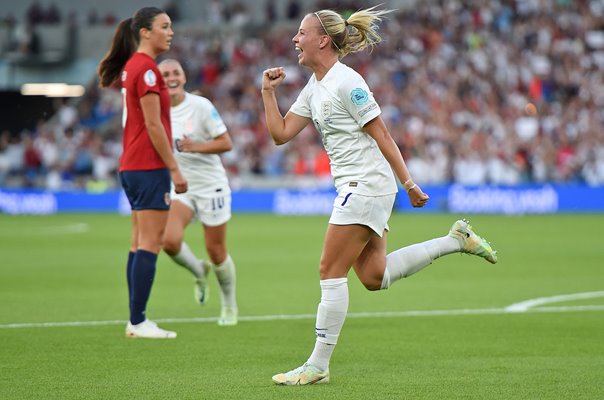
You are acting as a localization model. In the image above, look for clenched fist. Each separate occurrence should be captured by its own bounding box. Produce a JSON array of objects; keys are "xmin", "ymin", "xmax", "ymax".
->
[{"xmin": 262, "ymin": 67, "xmax": 286, "ymax": 91}]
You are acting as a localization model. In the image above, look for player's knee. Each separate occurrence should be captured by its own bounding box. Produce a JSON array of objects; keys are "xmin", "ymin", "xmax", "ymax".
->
[
  {"xmin": 318, "ymin": 263, "xmax": 330, "ymax": 280},
  {"xmin": 162, "ymin": 236, "xmax": 180, "ymax": 255},
  {"xmin": 361, "ymin": 279, "xmax": 382, "ymax": 291},
  {"xmin": 318, "ymin": 262, "xmax": 349, "ymax": 281},
  {"xmin": 357, "ymin": 269, "xmax": 384, "ymax": 291},
  {"xmin": 206, "ymin": 245, "xmax": 226, "ymax": 265}
]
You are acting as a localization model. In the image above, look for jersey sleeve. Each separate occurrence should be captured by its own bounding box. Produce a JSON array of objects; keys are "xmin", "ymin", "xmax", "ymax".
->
[
  {"xmin": 135, "ymin": 64, "xmax": 161, "ymax": 97},
  {"xmin": 199, "ymin": 98, "xmax": 227, "ymax": 138},
  {"xmin": 339, "ymin": 74, "xmax": 381, "ymax": 128},
  {"xmin": 289, "ymin": 82, "xmax": 312, "ymax": 118}
]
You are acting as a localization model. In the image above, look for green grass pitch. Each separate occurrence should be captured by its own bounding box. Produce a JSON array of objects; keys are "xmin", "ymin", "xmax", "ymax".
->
[{"xmin": 0, "ymin": 213, "xmax": 603, "ymax": 399}]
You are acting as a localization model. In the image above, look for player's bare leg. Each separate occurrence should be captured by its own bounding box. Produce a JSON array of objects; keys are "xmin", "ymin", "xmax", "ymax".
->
[
  {"xmin": 163, "ymin": 200, "xmax": 208, "ymax": 304},
  {"xmin": 273, "ymin": 224, "xmax": 371, "ymax": 385}
]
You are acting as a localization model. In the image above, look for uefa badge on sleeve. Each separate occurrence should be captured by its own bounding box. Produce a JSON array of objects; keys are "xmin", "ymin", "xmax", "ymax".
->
[
  {"xmin": 350, "ymin": 88, "xmax": 369, "ymax": 106},
  {"xmin": 144, "ymin": 69, "xmax": 157, "ymax": 87}
]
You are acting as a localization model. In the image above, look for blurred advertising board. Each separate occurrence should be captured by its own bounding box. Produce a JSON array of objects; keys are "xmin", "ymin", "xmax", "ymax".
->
[{"xmin": 0, "ymin": 184, "xmax": 602, "ymax": 215}]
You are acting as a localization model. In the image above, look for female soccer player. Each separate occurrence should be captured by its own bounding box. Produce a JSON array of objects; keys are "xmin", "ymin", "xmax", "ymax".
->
[
  {"xmin": 98, "ymin": 7, "xmax": 187, "ymax": 339},
  {"xmin": 158, "ymin": 59, "xmax": 238, "ymax": 326},
  {"xmin": 261, "ymin": 6, "xmax": 498, "ymax": 384}
]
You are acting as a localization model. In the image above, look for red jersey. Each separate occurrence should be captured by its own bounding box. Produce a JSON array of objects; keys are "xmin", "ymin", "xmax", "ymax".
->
[{"xmin": 119, "ymin": 52, "xmax": 172, "ymax": 171}]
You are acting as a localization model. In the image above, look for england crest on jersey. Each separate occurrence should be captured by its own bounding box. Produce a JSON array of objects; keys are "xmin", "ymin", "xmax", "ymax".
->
[{"xmin": 321, "ymin": 101, "xmax": 332, "ymax": 122}]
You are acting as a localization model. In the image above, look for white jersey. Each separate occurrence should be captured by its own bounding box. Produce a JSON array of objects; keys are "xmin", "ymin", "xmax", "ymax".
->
[
  {"xmin": 290, "ymin": 61, "xmax": 397, "ymax": 196},
  {"xmin": 170, "ymin": 92, "xmax": 230, "ymax": 196}
]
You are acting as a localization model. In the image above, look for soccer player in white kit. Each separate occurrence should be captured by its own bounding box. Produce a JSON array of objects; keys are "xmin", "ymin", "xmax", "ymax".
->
[
  {"xmin": 261, "ymin": 7, "xmax": 498, "ymax": 385},
  {"xmin": 158, "ymin": 59, "xmax": 238, "ymax": 326}
]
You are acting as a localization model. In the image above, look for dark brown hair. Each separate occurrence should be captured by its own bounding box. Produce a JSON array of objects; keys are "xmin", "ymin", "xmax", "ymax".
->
[{"xmin": 98, "ymin": 7, "xmax": 165, "ymax": 88}]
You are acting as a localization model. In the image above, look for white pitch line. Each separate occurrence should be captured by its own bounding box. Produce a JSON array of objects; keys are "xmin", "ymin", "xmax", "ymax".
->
[
  {"xmin": 38, "ymin": 223, "xmax": 90, "ymax": 234},
  {"xmin": 1, "ymin": 223, "xmax": 90, "ymax": 236},
  {"xmin": 2, "ymin": 305, "xmax": 604, "ymax": 330},
  {"xmin": 504, "ymin": 291, "xmax": 604, "ymax": 312}
]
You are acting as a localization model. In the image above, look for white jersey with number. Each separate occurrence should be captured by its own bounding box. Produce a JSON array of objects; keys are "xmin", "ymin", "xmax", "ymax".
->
[
  {"xmin": 170, "ymin": 92, "xmax": 230, "ymax": 196},
  {"xmin": 289, "ymin": 61, "xmax": 397, "ymax": 196}
]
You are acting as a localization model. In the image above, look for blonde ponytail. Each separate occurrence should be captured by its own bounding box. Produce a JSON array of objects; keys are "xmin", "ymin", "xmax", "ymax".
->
[{"xmin": 314, "ymin": 6, "xmax": 393, "ymax": 58}]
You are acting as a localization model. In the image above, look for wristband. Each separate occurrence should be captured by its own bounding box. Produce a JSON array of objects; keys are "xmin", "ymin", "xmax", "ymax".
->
[{"xmin": 403, "ymin": 178, "xmax": 415, "ymax": 192}]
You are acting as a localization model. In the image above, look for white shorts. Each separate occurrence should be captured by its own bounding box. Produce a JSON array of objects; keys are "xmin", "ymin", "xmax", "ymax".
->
[
  {"xmin": 329, "ymin": 192, "xmax": 396, "ymax": 237},
  {"xmin": 171, "ymin": 190, "xmax": 232, "ymax": 227}
]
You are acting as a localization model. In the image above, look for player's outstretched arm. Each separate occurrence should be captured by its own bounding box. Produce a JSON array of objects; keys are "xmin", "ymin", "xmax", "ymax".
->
[{"xmin": 261, "ymin": 67, "xmax": 310, "ymax": 145}]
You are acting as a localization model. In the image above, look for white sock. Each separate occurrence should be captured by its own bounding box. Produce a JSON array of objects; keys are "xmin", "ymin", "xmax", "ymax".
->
[
  {"xmin": 213, "ymin": 255, "xmax": 237, "ymax": 309},
  {"xmin": 381, "ymin": 236, "xmax": 460, "ymax": 289},
  {"xmin": 307, "ymin": 277, "xmax": 348, "ymax": 372},
  {"xmin": 170, "ymin": 242, "xmax": 205, "ymax": 278}
]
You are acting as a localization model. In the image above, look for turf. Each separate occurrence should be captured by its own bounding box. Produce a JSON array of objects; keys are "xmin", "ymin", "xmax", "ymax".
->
[{"xmin": 0, "ymin": 213, "xmax": 603, "ymax": 399}]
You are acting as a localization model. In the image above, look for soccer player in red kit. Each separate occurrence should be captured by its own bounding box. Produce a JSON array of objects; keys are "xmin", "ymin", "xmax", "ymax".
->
[{"xmin": 98, "ymin": 7, "xmax": 187, "ymax": 339}]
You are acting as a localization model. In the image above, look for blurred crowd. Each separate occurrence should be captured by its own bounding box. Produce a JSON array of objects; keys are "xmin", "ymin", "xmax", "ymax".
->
[{"xmin": 2, "ymin": 0, "xmax": 604, "ymax": 191}]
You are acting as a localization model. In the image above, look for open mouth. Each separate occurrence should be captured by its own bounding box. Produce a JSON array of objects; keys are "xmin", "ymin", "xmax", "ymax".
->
[{"xmin": 167, "ymin": 82, "xmax": 179, "ymax": 89}]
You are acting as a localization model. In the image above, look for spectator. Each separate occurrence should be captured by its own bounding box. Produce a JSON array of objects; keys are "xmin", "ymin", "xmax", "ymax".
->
[
  {"xmin": 22, "ymin": 132, "xmax": 42, "ymax": 186},
  {"xmin": 26, "ymin": 1, "xmax": 44, "ymax": 25},
  {"xmin": 0, "ymin": 130, "xmax": 11, "ymax": 185},
  {"xmin": 163, "ymin": 0, "xmax": 180, "ymax": 22},
  {"xmin": 14, "ymin": 23, "xmax": 40, "ymax": 57},
  {"xmin": 286, "ymin": 0, "xmax": 301, "ymax": 20},
  {"xmin": 265, "ymin": 0, "xmax": 277, "ymax": 21},
  {"xmin": 87, "ymin": 9, "xmax": 99, "ymax": 25},
  {"xmin": 45, "ymin": 2, "xmax": 61, "ymax": 24}
]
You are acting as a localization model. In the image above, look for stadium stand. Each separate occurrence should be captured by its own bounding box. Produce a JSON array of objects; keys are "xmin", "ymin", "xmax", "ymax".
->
[{"xmin": 0, "ymin": 0, "xmax": 603, "ymax": 191}]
